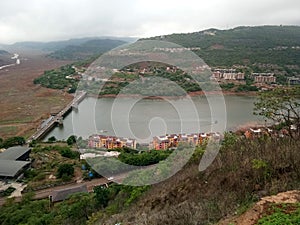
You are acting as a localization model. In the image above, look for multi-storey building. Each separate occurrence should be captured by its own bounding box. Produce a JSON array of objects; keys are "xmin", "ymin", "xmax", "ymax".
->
[
  {"xmin": 88, "ymin": 135, "xmax": 137, "ymax": 150},
  {"xmin": 212, "ymin": 69, "xmax": 245, "ymax": 81},
  {"xmin": 252, "ymin": 73, "xmax": 277, "ymax": 83},
  {"xmin": 151, "ymin": 132, "xmax": 222, "ymax": 150}
]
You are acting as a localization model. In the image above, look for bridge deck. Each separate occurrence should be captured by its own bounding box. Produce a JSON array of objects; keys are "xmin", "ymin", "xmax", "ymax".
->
[{"xmin": 28, "ymin": 91, "xmax": 86, "ymax": 142}]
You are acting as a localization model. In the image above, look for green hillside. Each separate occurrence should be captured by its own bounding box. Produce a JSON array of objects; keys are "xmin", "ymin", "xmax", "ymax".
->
[
  {"xmin": 48, "ymin": 39, "xmax": 127, "ymax": 60},
  {"xmin": 144, "ymin": 26, "xmax": 300, "ymax": 68}
]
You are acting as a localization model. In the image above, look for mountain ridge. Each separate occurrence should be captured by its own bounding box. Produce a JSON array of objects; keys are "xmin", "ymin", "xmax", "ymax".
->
[{"xmin": 143, "ymin": 25, "xmax": 300, "ymax": 67}]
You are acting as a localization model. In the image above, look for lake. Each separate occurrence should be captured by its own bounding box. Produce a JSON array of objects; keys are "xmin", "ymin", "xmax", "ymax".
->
[{"xmin": 44, "ymin": 95, "xmax": 262, "ymax": 143}]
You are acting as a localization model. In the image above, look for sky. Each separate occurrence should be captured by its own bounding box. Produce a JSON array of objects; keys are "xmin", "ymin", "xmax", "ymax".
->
[{"xmin": 0, "ymin": 0, "xmax": 299, "ymax": 44}]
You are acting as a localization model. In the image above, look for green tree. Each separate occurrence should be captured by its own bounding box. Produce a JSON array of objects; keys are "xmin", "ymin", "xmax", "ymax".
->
[
  {"xmin": 254, "ymin": 87, "xmax": 300, "ymax": 138},
  {"xmin": 67, "ymin": 135, "xmax": 77, "ymax": 145},
  {"xmin": 57, "ymin": 164, "xmax": 74, "ymax": 178},
  {"xmin": 48, "ymin": 136, "xmax": 57, "ymax": 143},
  {"xmin": 94, "ymin": 186, "xmax": 110, "ymax": 208},
  {"xmin": 60, "ymin": 147, "xmax": 79, "ymax": 159},
  {"xmin": 1, "ymin": 136, "xmax": 25, "ymax": 148}
]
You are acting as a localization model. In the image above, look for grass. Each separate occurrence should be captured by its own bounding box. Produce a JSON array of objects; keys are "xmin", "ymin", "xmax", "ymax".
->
[
  {"xmin": 24, "ymin": 145, "xmax": 82, "ymax": 190},
  {"xmin": 0, "ymin": 126, "xmax": 17, "ymax": 133},
  {"xmin": 0, "ymin": 117, "xmax": 34, "ymax": 125},
  {"xmin": 257, "ymin": 203, "xmax": 300, "ymax": 225}
]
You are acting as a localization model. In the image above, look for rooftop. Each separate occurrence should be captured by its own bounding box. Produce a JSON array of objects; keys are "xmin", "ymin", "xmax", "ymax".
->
[
  {"xmin": 0, "ymin": 159, "xmax": 30, "ymax": 177},
  {"xmin": 0, "ymin": 146, "xmax": 31, "ymax": 161}
]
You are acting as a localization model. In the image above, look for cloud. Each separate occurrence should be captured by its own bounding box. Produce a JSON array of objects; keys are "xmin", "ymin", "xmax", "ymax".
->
[{"xmin": 0, "ymin": 0, "xmax": 299, "ymax": 44}]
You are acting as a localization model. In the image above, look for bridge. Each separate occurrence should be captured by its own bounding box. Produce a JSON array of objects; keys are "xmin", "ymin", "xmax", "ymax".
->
[{"xmin": 28, "ymin": 91, "xmax": 87, "ymax": 142}]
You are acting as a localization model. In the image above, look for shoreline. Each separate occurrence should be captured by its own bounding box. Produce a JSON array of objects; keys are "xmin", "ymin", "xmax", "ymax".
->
[{"xmin": 86, "ymin": 90, "xmax": 257, "ymax": 100}]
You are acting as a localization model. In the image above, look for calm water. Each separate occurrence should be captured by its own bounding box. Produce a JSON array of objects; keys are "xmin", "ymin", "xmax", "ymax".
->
[{"xmin": 44, "ymin": 95, "xmax": 262, "ymax": 143}]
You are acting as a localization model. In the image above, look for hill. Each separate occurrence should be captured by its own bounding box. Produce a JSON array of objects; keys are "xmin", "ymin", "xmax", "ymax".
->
[
  {"xmin": 144, "ymin": 26, "xmax": 300, "ymax": 68},
  {"xmin": 48, "ymin": 39, "xmax": 127, "ymax": 60},
  {"xmin": 0, "ymin": 37, "xmax": 135, "ymax": 60},
  {"xmin": 90, "ymin": 135, "xmax": 300, "ymax": 225}
]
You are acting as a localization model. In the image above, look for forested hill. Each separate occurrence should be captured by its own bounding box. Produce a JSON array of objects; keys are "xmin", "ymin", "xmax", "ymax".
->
[
  {"xmin": 143, "ymin": 26, "xmax": 300, "ymax": 67},
  {"xmin": 48, "ymin": 39, "xmax": 127, "ymax": 60}
]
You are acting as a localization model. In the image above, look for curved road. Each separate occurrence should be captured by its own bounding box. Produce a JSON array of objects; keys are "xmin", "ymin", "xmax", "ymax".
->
[
  {"xmin": 0, "ymin": 172, "xmax": 129, "ymax": 207},
  {"xmin": 0, "ymin": 177, "xmax": 109, "ymax": 206}
]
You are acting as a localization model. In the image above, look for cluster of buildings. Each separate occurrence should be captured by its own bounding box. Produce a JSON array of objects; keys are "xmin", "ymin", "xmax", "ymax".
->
[
  {"xmin": 154, "ymin": 47, "xmax": 201, "ymax": 53},
  {"xmin": 211, "ymin": 69, "xmax": 245, "ymax": 81},
  {"xmin": 211, "ymin": 69, "xmax": 279, "ymax": 85},
  {"xmin": 88, "ymin": 135, "xmax": 137, "ymax": 150},
  {"xmin": 251, "ymin": 73, "xmax": 277, "ymax": 84},
  {"xmin": 151, "ymin": 132, "xmax": 222, "ymax": 150},
  {"xmin": 244, "ymin": 124, "xmax": 299, "ymax": 139},
  {"xmin": 88, "ymin": 132, "xmax": 223, "ymax": 151},
  {"xmin": 0, "ymin": 146, "xmax": 31, "ymax": 180}
]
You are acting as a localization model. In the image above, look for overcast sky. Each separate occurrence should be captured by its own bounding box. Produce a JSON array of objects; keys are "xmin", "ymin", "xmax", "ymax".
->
[{"xmin": 0, "ymin": 0, "xmax": 299, "ymax": 44}]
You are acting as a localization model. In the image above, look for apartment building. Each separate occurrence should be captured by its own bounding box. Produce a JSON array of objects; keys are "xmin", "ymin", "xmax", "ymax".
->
[{"xmin": 88, "ymin": 135, "xmax": 137, "ymax": 150}]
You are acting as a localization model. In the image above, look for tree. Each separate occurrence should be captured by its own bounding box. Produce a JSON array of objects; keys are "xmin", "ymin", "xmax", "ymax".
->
[
  {"xmin": 57, "ymin": 164, "xmax": 74, "ymax": 179},
  {"xmin": 94, "ymin": 186, "xmax": 109, "ymax": 208},
  {"xmin": 48, "ymin": 136, "xmax": 57, "ymax": 143},
  {"xmin": 67, "ymin": 135, "xmax": 77, "ymax": 145},
  {"xmin": 60, "ymin": 147, "xmax": 79, "ymax": 159},
  {"xmin": 0, "ymin": 136, "xmax": 25, "ymax": 148},
  {"xmin": 254, "ymin": 87, "xmax": 300, "ymax": 138}
]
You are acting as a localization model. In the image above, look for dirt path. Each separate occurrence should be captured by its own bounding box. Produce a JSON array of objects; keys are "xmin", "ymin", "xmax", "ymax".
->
[{"xmin": 218, "ymin": 190, "xmax": 300, "ymax": 225}]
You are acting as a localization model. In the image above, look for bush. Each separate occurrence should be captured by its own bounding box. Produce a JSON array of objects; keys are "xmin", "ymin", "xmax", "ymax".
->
[
  {"xmin": 60, "ymin": 147, "xmax": 79, "ymax": 159},
  {"xmin": 57, "ymin": 164, "xmax": 74, "ymax": 179},
  {"xmin": 32, "ymin": 173, "xmax": 46, "ymax": 182},
  {"xmin": 258, "ymin": 203, "xmax": 300, "ymax": 225},
  {"xmin": 0, "ymin": 136, "xmax": 25, "ymax": 148},
  {"xmin": 48, "ymin": 136, "xmax": 57, "ymax": 143},
  {"xmin": 0, "ymin": 187, "xmax": 16, "ymax": 197},
  {"xmin": 67, "ymin": 135, "xmax": 77, "ymax": 146}
]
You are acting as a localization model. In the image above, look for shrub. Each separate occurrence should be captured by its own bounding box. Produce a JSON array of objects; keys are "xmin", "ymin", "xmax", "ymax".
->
[{"xmin": 57, "ymin": 164, "xmax": 74, "ymax": 178}]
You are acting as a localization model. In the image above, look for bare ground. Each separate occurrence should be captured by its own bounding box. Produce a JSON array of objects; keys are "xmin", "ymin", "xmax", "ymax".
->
[
  {"xmin": 218, "ymin": 190, "xmax": 300, "ymax": 225},
  {"xmin": 0, "ymin": 52, "xmax": 73, "ymax": 138}
]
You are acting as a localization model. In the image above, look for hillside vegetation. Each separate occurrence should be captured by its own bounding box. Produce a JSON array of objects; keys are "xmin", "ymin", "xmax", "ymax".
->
[
  {"xmin": 33, "ymin": 26, "xmax": 300, "ymax": 97},
  {"xmin": 145, "ymin": 26, "xmax": 300, "ymax": 68},
  {"xmin": 93, "ymin": 134, "xmax": 300, "ymax": 225},
  {"xmin": 48, "ymin": 39, "xmax": 126, "ymax": 60}
]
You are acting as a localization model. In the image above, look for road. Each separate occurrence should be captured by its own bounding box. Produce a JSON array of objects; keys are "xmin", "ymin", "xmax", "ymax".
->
[
  {"xmin": 0, "ymin": 163, "xmax": 153, "ymax": 207},
  {"xmin": 0, "ymin": 172, "xmax": 128, "ymax": 207},
  {"xmin": 0, "ymin": 177, "xmax": 108, "ymax": 206}
]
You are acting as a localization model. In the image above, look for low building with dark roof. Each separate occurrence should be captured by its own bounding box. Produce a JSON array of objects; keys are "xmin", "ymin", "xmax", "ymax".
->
[
  {"xmin": 0, "ymin": 146, "xmax": 31, "ymax": 179},
  {"xmin": 0, "ymin": 160, "xmax": 30, "ymax": 178},
  {"xmin": 0, "ymin": 146, "xmax": 31, "ymax": 161},
  {"xmin": 49, "ymin": 184, "xmax": 88, "ymax": 203}
]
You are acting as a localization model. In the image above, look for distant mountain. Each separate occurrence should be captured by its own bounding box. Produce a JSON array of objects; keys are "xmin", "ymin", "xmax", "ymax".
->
[
  {"xmin": 144, "ymin": 26, "xmax": 300, "ymax": 67},
  {"xmin": 0, "ymin": 36, "xmax": 137, "ymax": 53},
  {"xmin": 0, "ymin": 50, "xmax": 14, "ymax": 67},
  {"xmin": 48, "ymin": 39, "xmax": 127, "ymax": 60}
]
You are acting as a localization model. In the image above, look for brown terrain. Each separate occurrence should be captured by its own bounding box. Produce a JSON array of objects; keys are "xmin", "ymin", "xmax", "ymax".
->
[
  {"xmin": 0, "ymin": 51, "xmax": 73, "ymax": 139},
  {"xmin": 218, "ymin": 190, "xmax": 300, "ymax": 225}
]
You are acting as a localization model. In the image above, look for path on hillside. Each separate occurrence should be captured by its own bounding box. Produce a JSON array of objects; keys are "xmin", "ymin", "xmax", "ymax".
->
[{"xmin": 218, "ymin": 190, "xmax": 300, "ymax": 225}]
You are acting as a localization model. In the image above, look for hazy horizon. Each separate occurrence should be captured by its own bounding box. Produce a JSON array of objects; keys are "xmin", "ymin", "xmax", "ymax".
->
[
  {"xmin": 0, "ymin": 0, "xmax": 300, "ymax": 44},
  {"xmin": 1, "ymin": 24, "xmax": 300, "ymax": 46}
]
